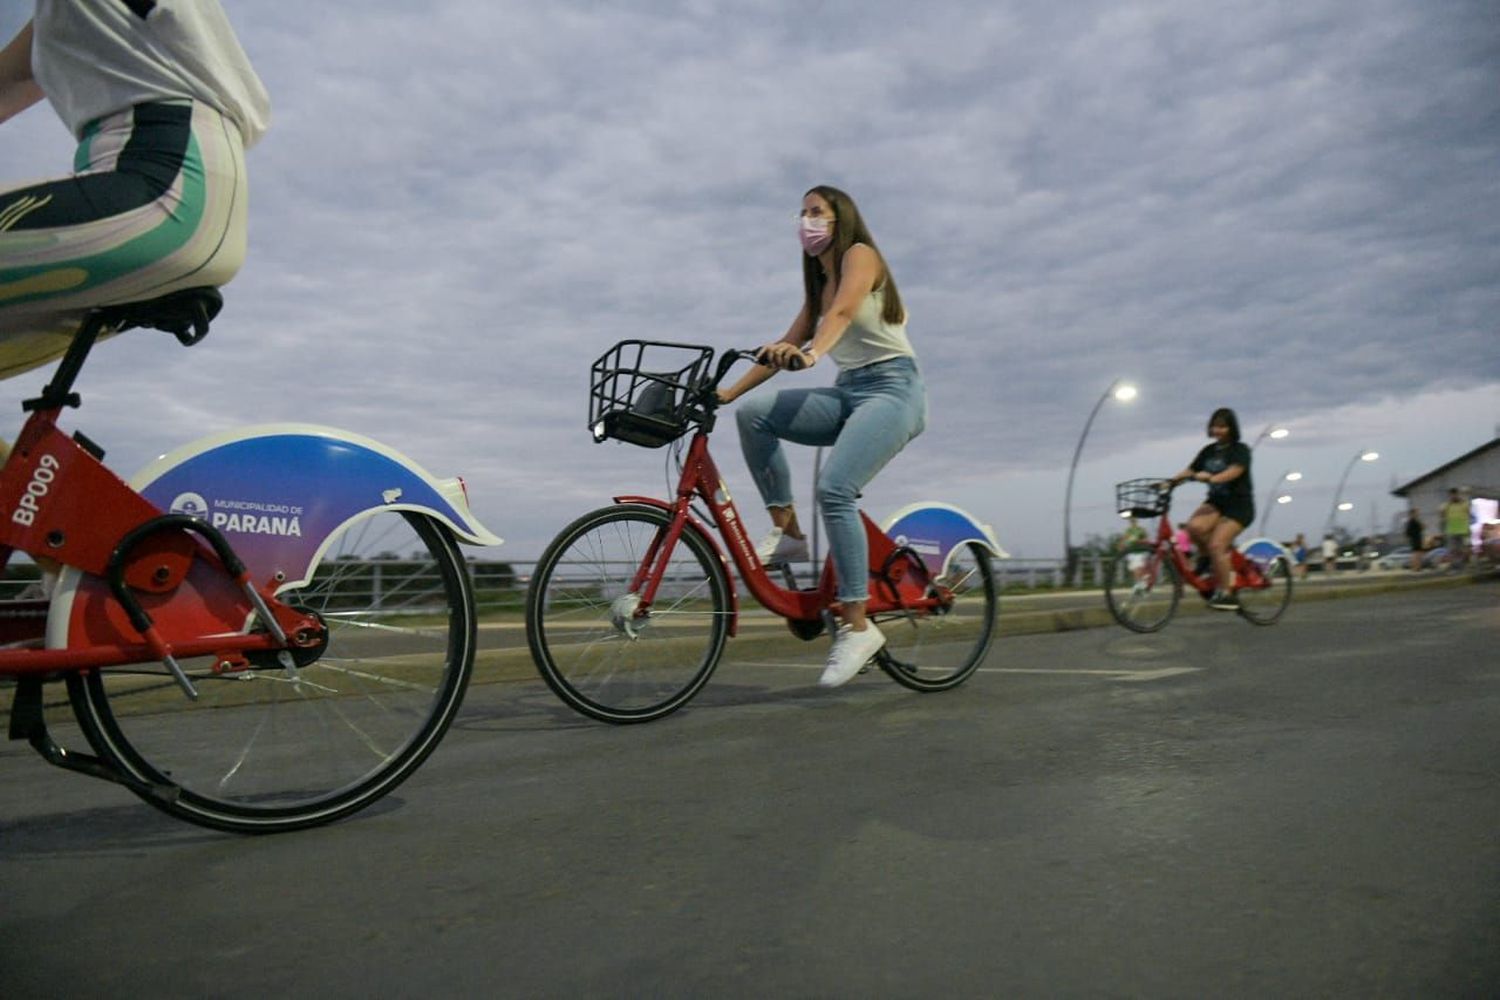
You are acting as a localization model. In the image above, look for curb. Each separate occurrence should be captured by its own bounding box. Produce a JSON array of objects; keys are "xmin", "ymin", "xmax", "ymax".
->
[{"xmin": 997, "ymin": 570, "xmax": 1490, "ymax": 638}]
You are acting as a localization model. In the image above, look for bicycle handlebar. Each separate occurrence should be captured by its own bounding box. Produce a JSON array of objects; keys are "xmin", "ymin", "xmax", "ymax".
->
[
  {"xmin": 674, "ymin": 347, "xmax": 815, "ymax": 435},
  {"xmin": 701, "ymin": 346, "xmax": 809, "ymax": 399}
]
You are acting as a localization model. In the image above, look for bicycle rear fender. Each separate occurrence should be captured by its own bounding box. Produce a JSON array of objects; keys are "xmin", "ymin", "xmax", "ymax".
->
[
  {"xmin": 614, "ymin": 495, "xmax": 740, "ymax": 636},
  {"xmin": 47, "ymin": 424, "xmax": 501, "ymax": 649},
  {"xmin": 1238, "ymin": 537, "xmax": 1291, "ymax": 565},
  {"xmin": 880, "ymin": 502, "xmax": 1007, "ymax": 578}
]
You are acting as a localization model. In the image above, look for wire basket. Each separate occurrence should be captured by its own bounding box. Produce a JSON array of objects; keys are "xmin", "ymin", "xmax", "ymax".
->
[
  {"xmin": 589, "ymin": 340, "xmax": 716, "ymax": 448},
  {"xmin": 1115, "ymin": 478, "xmax": 1172, "ymax": 519}
]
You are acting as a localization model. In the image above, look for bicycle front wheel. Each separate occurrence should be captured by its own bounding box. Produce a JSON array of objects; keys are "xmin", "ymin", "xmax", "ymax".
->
[
  {"xmin": 526, "ymin": 504, "xmax": 731, "ymax": 723},
  {"xmin": 1237, "ymin": 554, "xmax": 1293, "ymax": 625},
  {"xmin": 1105, "ymin": 544, "xmax": 1181, "ymax": 633},
  {"xmin": 69, "ymin": 510, "xmax": 476, "ymax": 834},
  {"xmin": 875, "ymin": 542, "xmax": 998, "ymax": 692}
]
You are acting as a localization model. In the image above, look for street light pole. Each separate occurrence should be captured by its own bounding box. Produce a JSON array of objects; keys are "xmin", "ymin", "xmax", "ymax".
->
[
  {"xmin": 1324, "ymin": 449, "xmax": 1379, "ymax": 536},
  {"xmin": 1259, "ymin": 469, "xmax": 1301, "ymax": 535},
  {"xmin": 1062, "ymin": 378, "xmax": 1136, "ymax": 584},
  {"xmin": 1251, "ymin": 424, "xmax": 1289, "ymax": 450}
]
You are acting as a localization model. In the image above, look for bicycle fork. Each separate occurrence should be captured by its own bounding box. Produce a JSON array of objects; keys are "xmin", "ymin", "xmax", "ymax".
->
[{"xmin": 610, "ymin": 508, "xmax": 694, "ymax": 639}]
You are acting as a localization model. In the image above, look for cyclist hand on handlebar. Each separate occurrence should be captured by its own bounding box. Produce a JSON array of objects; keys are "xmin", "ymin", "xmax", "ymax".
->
[
  {"xmin": 756, "ymin": 341, "xmax": 818, "ymax": 372},
  {"xmin": 715, "ymin": 341, "xmax": 816, "ymax": 404}
]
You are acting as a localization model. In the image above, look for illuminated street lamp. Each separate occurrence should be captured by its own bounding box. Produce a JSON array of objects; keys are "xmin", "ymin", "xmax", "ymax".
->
[
  {"xmin": 1325, "ymin": 450, "xmax": 1379, "ymax": 534},
  {"xmin": 1259, "ymin": 470, "xmax": 1302, "ymax": 535},
  {"xmin": 1062, "ymin": 378, "xmax": 1137, "ymax": 583},
  {"xmin": 1252, "ymin": 424, "xmax": 1290, "ymax": 450}
]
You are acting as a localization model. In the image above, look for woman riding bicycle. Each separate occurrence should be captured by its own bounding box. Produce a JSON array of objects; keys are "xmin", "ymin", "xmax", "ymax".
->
[
  {"xmin": 1168, "ymin": 407, "xmax": 1254, "ymax": 611},
  {"xmin": 0, "ymin": 0, "xmax": 269, "ymax": 381},
  {"xmin": 717, "ymin": 185, "xmax": 926, "ymax": 688}
]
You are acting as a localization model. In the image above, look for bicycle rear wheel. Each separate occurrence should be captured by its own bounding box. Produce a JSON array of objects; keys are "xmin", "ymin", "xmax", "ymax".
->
[
  {"xmin": 1105, "ymin": 544, "xmax": 1182, "ymax": 632},
  {"xmin": 1237, "ymin": 553, "xmax": 1293, "ymax": 625},
  {"xmin": 526, "ymin": 504, "xmax": 730, "ymax": 723},
  {"xmin": 875, "ymin": 542, "xmax": 997, "ymax": 692},
  {"xmin": 69, "ymin": 510, "xmax": 475, "ymax": 834}
]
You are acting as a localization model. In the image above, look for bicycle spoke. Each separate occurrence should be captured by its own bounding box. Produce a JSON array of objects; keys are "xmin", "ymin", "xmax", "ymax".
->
[
  {"xmin": 527, "ymin": 505, "xmax": 730, "ymax": 723},
  {"xmin": 74, "ymin": 510, "xmax": 474, "ymax": 832}
]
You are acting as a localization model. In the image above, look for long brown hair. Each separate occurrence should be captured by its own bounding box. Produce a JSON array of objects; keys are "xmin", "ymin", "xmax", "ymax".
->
[{"xmin": 801, "ymin": 185, "xmax": 906, "ymax": 332}]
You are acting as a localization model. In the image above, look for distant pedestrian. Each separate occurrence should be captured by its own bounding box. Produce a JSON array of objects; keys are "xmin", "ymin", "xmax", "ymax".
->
[
  {"xmin": 1117, "ymin": 516, "xmax": 1149, "ymax": 584},
  {"xmin": 1404, "ymin": 508, "xmax": 1424, "ymax": 571},
  {"xmin": 1441, "ymin": 488, "xmax": 1469, "ymax": 570},
  {"xmin": 1292, "ymin": 533, "xmax": 1309, "ymax": 579},
  {"xmin": 1174, "ymin": 522, "xmax": 1192, "ymax": 559},
  {"xmin": 1321, "ymin": 535, "xmax": 1337, "ymax": 574}
]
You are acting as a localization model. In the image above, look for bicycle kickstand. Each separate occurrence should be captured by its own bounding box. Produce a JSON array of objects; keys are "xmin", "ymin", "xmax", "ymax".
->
[{"xmin": 8, "ymin": 676, "xmax": 179, "ymax": 801}]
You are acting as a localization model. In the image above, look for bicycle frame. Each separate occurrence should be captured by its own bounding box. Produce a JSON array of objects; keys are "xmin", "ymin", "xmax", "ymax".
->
[
  {"xmin": 0, "ymin": 401, "xmax": 319, "ymax": 676},
  {"xmin": 615, "ymin": 429, "xmax": 948, "ymax": 634},
  {"xmin": 1142, "ymin": 497, "xmax": 1269, "ymax": 594}
]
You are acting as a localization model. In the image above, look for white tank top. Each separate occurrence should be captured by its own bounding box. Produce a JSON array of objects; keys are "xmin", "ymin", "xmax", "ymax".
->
[
  {"xmin": 826, "ymin": 280, "xmax": 916, "ymax": 371},
  {"xmin": 32, "ymin": 0, "xmax": 271, "ymax": 148}
]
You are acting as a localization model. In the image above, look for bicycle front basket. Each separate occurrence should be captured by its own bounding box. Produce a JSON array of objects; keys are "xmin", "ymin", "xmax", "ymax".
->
[
  {"xmin": 589, "ymin": 340, "xmax": 715, "ymax": 448},
  {"xmin": 1115, "ymin": 478, "xmax": 1171, "ymax": 519}
]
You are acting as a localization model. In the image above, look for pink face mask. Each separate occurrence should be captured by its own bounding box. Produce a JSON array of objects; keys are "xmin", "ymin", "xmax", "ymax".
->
[{"xmin": 799, "ymin": 216, "xmax": 834, "ymax": 255}]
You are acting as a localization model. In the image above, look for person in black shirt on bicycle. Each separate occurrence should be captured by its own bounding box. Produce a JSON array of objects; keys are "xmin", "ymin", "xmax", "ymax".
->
[{"xmin": 1169, "ymin": 407, "xmax": 1254, "ymax": 611}]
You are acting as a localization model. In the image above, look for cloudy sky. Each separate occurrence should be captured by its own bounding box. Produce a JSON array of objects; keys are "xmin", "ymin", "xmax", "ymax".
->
[{"xmin": 3, "ymin": 0, "xmax": 1497, "ymax": 560}]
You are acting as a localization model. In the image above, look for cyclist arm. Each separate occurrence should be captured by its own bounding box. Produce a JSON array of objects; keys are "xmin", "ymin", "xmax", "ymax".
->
[
  {"xmin": 0, "ymin": 22, "xmax": 44, "ymax": 126},
  {"xmin": 1170, "ymin": 463, "xmax": 1245, "ymax": 486},
  {"xmin": 742, "ymin": 244, "xmax": 882, "ymax": 378},
  {"xmin": 718, "ymin": 244, "xmax": 882, "ymax": 403},
  {"xmin": 802, "ymin": 243, "xmax": 881, "ymax": 359},
  {"xmin": 718, "ymin": 303, "xmax": 814, "ymax": 403},
  {"xmin": 1207, "ymin": 463, "xmax": 1246, "ymax": 485}
]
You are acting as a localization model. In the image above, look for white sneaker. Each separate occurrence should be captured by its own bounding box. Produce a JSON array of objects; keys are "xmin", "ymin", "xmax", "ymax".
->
[
  {"xmin": 819, "ymin": 623, "xmax": 886, "ymax": 688},
  {"xmin": 755, "ymin": 527, "xmax": 810, "ymax": 564}
]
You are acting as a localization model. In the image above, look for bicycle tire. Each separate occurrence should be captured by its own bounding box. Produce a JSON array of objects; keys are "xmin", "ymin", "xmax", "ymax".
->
[
  {"xmin": 526, "ymin": 504, "xmax": 730, "ymax": 723},
  {"xmin": 68, "ymin": 510, "xmax": 476, "ymax": 834},
  {"xmin": 875, "ymin": 542, "xmax": 997, "ymax": 692},
  {"xmin": 1104, "ymin": 544, "xmax": 1182, "ymax": 633},
  {"xmin": 1237, "ymin": 554, "xmax": 1293, "ymax": 625}
]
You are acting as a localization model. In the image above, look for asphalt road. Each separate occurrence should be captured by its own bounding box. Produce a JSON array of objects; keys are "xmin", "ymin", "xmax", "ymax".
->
[{"xmin": 2, "ymin": 579, "xmax": 1497, "ymax": 997}]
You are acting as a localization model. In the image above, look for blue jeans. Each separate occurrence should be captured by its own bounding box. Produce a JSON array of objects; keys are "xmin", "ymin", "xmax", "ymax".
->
[{"xmin": 735, "ymin": 357, "xmax": 927, "ymax": 602}]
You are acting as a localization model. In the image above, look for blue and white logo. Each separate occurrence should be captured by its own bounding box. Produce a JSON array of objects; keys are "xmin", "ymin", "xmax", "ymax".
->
[{"xmin": 170, "ymin": 491, "xmax": 210, "ymax": 520}]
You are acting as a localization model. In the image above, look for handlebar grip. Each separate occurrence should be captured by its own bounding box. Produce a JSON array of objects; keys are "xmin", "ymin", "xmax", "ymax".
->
[{"xmin": 751, "ymin": 348, "xmax": 809, "ymax": 371}]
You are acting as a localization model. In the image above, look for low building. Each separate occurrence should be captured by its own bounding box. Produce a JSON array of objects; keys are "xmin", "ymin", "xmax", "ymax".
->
[{"xmin": 1392, "ymin": 437, "xmax": 1500, "ymax": 555}]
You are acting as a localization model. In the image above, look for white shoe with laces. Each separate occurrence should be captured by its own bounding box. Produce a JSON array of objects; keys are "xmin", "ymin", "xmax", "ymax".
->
[
  {"xmin": 755, "ymin": 527, "xmax": 810, "ymax": 564},
  {"xmin": 819, "ymin": 623, "xmax": 886, "ymax": 688}
]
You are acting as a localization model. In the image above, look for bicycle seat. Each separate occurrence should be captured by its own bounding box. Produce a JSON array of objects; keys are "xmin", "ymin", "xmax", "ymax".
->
[{"xmin": 97, "ymin": 287, "xmax": 223, "ymax": 346}]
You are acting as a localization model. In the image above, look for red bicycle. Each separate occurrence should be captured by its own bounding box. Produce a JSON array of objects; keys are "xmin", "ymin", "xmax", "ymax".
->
[
  {"xmin": 524, "ymin": 340, "xmax": 1003, "ymax": 723},
  {"xmin": 0, "ymin": 289, "xmax": 499, "ymax": 832},
  {"xmin": 1104, "ymin": 478, "xmax": 1293, "ymax": 632}
]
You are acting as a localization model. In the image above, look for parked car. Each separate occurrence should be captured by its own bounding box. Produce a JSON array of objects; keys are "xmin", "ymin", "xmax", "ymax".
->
[
  {"xmin": 1374, "ymin": 547, "xmax": 1413, "ymax": 570},
  {"xmin": 1335, "ymin": 547, "xmax": 1370, "ymax": 571}
]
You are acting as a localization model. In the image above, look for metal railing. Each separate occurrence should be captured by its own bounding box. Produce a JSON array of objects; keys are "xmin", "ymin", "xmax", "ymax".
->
[{"xmin": 0, "ymin": 554, "xmax": 1114, "ymax": 614}]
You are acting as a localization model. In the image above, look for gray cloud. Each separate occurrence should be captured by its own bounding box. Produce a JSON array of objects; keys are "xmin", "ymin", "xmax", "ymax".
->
[{"xmin": 2, "ymin": 0, "xmax": 1496, "ymax": 556}]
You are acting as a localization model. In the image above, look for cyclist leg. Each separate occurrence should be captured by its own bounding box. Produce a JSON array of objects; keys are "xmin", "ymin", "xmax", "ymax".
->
[
  {"xmin": 1185, "ymin": 505, "xmax": 1218, "ymax": 547},
  {"xmin": 736, "ymin": 385, "xmax": 846, "ymax": 539},
  {"xmin": 1207, "ymin": 515, "xmax": 1246, "ymax": 593},
  {"xmin": 816, "ymin": 361, "xmax": 927, "ymax": 622},
  {"xmin": 0, "ymin": 101, "xmax": 249, "ymax": 380}
]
